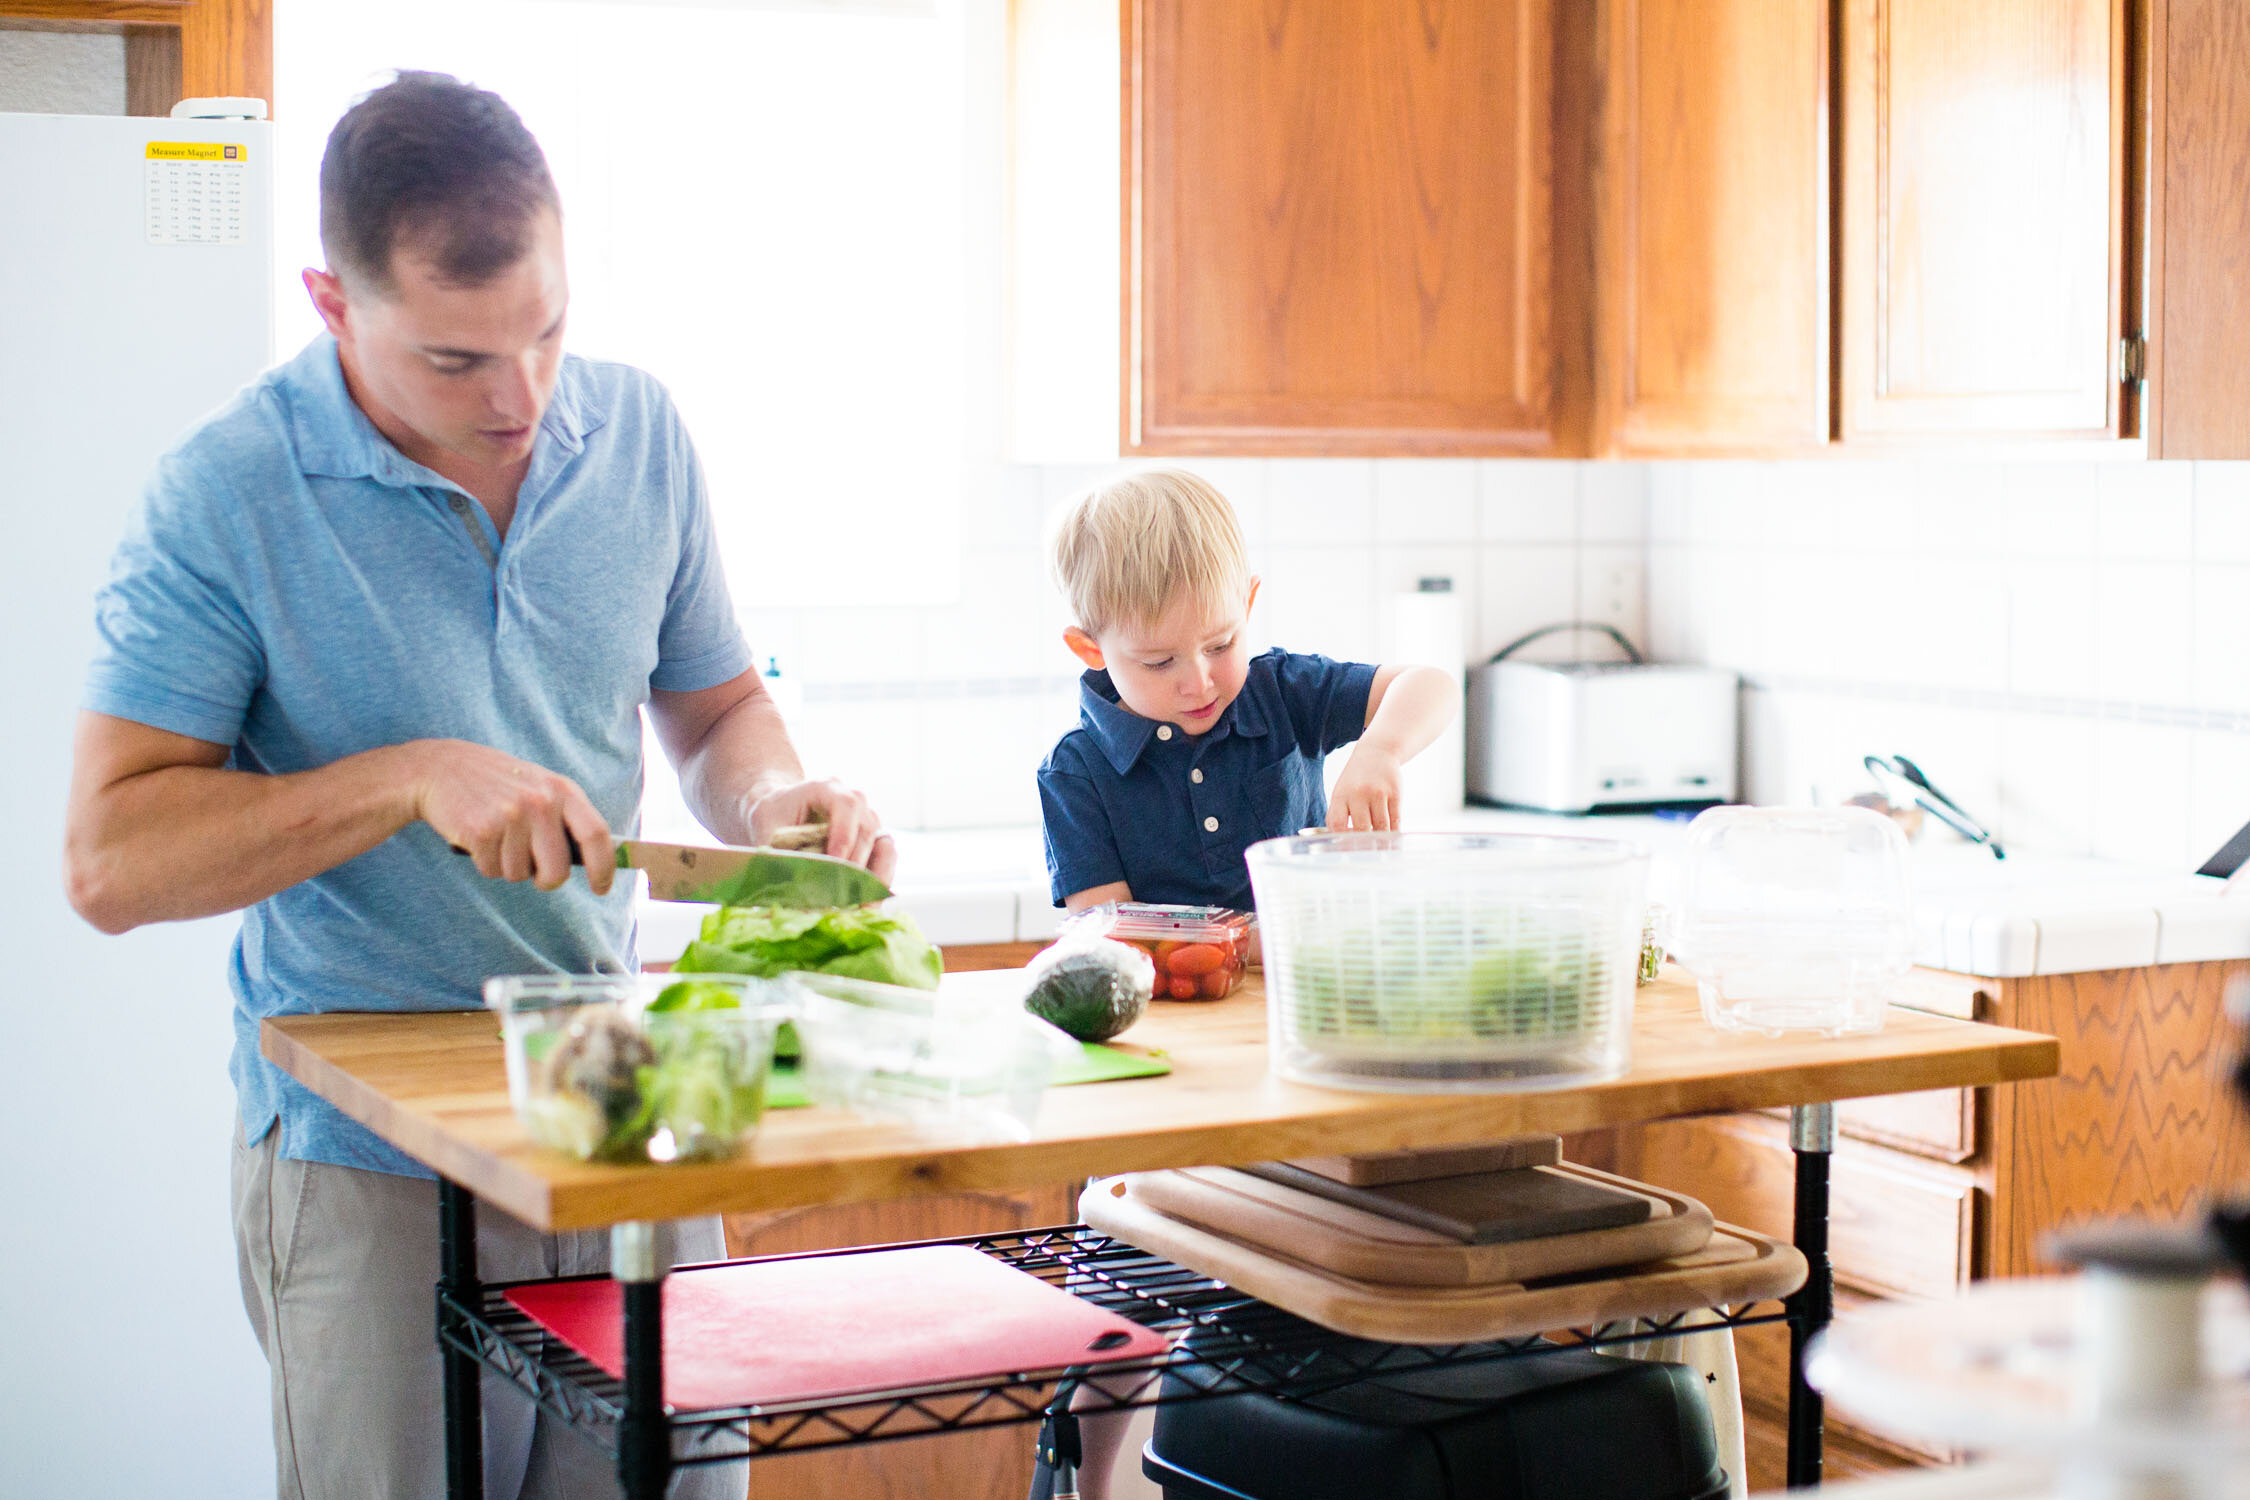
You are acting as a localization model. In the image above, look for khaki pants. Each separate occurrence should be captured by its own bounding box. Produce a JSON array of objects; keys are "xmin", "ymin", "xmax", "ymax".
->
[{"xmin": 232, "ymin": 1120, "xmax": 741, "ymax": 1500}]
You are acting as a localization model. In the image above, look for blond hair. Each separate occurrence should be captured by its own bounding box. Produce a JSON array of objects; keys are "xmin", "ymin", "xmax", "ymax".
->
[{"xmin": 1048, "ymin": 468, "xmax": 1251, "ymax": 636}]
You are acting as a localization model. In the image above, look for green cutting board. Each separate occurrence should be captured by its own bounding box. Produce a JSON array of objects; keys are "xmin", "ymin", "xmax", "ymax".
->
[{"xmin": 763, "ymin": 1041, "xmax": 1168, "ymax": 1111}]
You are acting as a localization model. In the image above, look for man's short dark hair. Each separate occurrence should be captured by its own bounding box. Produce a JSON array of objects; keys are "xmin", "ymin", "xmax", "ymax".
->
[{"xmin": 319, "ymin": 71, "xmax": 558, "ymax": 293}]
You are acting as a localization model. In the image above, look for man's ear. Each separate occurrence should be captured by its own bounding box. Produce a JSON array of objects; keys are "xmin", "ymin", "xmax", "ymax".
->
[
  {"xmin": 303, "ymin": 267, "xmax": 351, "ymax": 340},
  {"xmin": 1063, "ymin": 626, "xmax": 1105, "ymax": 671}
]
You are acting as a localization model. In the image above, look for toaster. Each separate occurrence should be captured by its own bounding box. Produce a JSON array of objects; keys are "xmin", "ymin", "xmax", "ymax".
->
[{"xmin": 1465, "ymin": 659, "xmax": 1739, "ymax": 813}]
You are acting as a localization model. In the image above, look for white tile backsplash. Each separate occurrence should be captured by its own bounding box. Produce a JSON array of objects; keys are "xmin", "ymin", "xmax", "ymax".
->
[
  {"xmin": 2193, "ymin": 564, "xmax": 2250, "ymax": 714},
  {"xmin": 2091, "ymin": 719, "xmax": 2195, "ymax": 869},
  {"xmin": 2093, "ymin": 561, "xmax": 2195, "ymax": 707},
  {"xmin": 1577, "ymin": 544, "xmax": 1647, "ymax": 645},
  {"xmin": 689, "ymin": 451, "xmax": 2247, "ymax": 864},
  {"xmin": 1476, "ymin": 543, "xmax": 1580, "ymax": 659},
  {"xmin": 1477, "ymin": 460, "xmax": 1579, "ymax": 542},
  {"xmin": 1260, "ymin": 546, "xmax": 1382, "ymax": 662},
  {"xmin": 1374, "ymin": 459, "xmax": 1478, "ymax": 542},
  {"xmin": 1578, "ymin": 464, "xmax": 1650, "ymax": 544},
  {"xmin": 1270, "ymin": 458, "xmax": 1377, "ymax": 542},
  {"xmin": 2097, "ymin": 462, "xmax": 2197, "ymax": 562},
  {"xmin": 1651, "ymin": 457, "xmax": 2250, "ymax": 872},
  {"xmin": 2004, "ymin": 463, "xmax": 2100, "ymax": 558},
  {"xmin": 1909, "ymin": 461, "xmax": 2011, "ymax": 556},
  {"xmin": 2196, "ymin": 462, "xmax": 2250, "ymax": 562}
]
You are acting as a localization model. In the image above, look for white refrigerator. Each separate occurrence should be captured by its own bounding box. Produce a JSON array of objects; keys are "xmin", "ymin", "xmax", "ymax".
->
[{"xmin": 0, "ymin": 110, "xmax": 277, "ymax": 1499}]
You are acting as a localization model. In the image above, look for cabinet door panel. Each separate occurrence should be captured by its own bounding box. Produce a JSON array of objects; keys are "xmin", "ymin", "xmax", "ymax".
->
[
  {"xmin": 1598, "ymin": 0, "xmax": 1829, "ymax": 452},
  {"xmin": 1127, "ymin": 0, "xmax": 1568, "ymax": 454},
  {"xmin": 1839, "ymin": 0, "xmax": 2124, "ymax": 440}
]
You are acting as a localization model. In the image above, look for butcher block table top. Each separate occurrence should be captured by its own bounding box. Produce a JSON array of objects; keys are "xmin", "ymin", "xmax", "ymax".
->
[{"xmin": 263, "ymin": 971, "xmax": 2058, "ymax": 1232}]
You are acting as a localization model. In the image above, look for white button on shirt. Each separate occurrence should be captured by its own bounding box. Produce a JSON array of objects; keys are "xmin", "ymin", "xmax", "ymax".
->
[
  {"xmin": 1204, "ymin": 816, "xmax": 1220, "ymax": 832},
  {"xmin": 1156, "ymin": 725, "xmax": 1173, "ymax": 741},
  {"xmin": 1191, "ymin": 768, "xmax": 1204, "ymax": 784}
]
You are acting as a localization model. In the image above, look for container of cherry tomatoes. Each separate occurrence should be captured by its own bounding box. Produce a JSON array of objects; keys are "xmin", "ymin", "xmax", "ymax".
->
[{"xmin": 1065, "ymin": 903, "xmax": 1255, "ymax": 1001}]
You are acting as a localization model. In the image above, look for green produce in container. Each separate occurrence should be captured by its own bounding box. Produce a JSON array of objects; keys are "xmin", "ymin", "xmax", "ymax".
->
[
  {"xmin": 523, "ymin": 997, "xmax": 775, "ymax": 1163},
  {"xmin": 1021, "ymin": 938, "xmax": 1154, "ymax": 1042},
  {"xmin": 1281, "ymin": 922, "xmax": 1604, "ymax": 1043}
]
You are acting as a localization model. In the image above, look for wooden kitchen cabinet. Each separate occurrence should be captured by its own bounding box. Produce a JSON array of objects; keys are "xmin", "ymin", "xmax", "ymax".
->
[
  {"xmin": 1593, "ymin": 0, "xmax": 1831, "ymax": 453},
  {"xmin": 1835, "ymin": 0, "xmax": 2131, "ymax": 444},
  {"xmin": 2143, "ymin": 0, "xmax": 2250, "ymax": 457},
  {"xmin": 1121, "ymin": 0, "xmax": 1593, "ymax": 456},
  {"xmin": 0, "ymin": 1, "xmax": 271, "ymax": 117}
]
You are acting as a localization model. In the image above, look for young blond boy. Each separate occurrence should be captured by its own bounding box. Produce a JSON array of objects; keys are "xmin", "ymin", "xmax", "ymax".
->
[{"xmin": 1039, "ymin": 468, "xmax": 1456, "ymax": 914}]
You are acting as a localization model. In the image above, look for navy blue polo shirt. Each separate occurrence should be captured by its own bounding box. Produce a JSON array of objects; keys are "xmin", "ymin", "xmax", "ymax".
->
[{"xmin": 1039, "ymin": 649, "xmax": 1380, "ymax": 909}]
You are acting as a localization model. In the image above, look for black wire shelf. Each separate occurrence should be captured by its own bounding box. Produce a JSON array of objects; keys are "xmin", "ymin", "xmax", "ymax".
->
[{"xmin": 441, "ymin": 1223, "xmax": 1791, "ymax": 1468}]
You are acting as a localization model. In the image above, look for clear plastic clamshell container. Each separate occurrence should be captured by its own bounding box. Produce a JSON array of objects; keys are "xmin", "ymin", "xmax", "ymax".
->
[
  {"xmin": 1064, "ymin": 902, "xmax": 1255, "ymax": 1000},
  {"xmin": 483, "ymin": 972, "xmax": 792, "ymax": 1164},
  {"xmin": 788, "ymin": 969, "xmax": 1080, "ymax": 1141},
  {"xmin": 1246, "ymin": 831, "xmax": 1648, "ymax": 1093},
  {"xmin": 1670, "ymin": 805, "xmax": 1915, "ymax": 1037}
]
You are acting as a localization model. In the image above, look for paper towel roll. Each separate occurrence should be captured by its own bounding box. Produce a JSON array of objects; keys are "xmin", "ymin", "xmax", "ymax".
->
[{"xmin": 1388, "ymin": 583, "xmax": 1467, "ymax": 822}]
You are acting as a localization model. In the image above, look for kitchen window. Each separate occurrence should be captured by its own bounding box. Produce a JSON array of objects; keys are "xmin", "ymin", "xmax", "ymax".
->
[{"xmin": 274, "ymin": 0, "xmax": 991, "ymax": 607}]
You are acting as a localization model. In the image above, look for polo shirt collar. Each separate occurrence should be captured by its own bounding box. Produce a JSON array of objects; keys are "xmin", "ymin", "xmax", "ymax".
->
[
  {"xmin": 1077, "ymin": 665, "xmax": 1274, "ymax": 775},
  {"xmin": 285, "ymin": 334, "xmax": 608, "ymax": 487},
  {"xmin": 1079, "ymin": 670, "xmax": 1157, "ymax": 774}
]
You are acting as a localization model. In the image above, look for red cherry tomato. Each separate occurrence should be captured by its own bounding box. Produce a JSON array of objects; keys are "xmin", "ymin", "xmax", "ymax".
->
[
  {"xmin": 1168, "ymin": 976, "xmax": 1200, "ymax": 1000},
  {"xmin": 1199, "ymin": 969, "xmax": 1232, "ymax": 998},
  {"xmin": 1167, "ymin": 943, "xmax": 1226, "ymax": 978}
]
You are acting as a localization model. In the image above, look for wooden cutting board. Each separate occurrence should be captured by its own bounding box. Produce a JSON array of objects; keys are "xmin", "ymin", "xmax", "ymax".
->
[
  {"xmin": 1239, "ymin": 1160, "xmax": 1654, "ymax": 1244},
  {"xmin": 1132, "ymin": 1161, "xmax": 1714, "ymax": 1288},
  {"xmin": 1285, "ymin": 1134, "xmax": 1563, "ymax": 1186},
  {"xmin": 1082, "ymin": 1175, "xmax": 1804, "ymax": 1345}
]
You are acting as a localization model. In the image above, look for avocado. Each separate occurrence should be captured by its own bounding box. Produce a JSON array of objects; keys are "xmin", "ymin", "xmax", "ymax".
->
[{"xmin": 1023, "ymin": 940, "xmax": 1153, "ymax": 1043}]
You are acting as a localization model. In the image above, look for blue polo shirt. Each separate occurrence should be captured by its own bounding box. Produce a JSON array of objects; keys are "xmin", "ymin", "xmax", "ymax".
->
[
  {"xmin": 82, "ymin": 336, "xmax": 753, "ymax": 1177},
  {"xmin": 1039, "ymin": 649, "xmax": 1379, "ymax": 909}
]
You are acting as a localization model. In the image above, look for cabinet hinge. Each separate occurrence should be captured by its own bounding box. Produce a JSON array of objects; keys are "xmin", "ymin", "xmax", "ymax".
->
[{"xmin": 2118, "ymin": 335, "xmax": 2147, "ymax": 386}]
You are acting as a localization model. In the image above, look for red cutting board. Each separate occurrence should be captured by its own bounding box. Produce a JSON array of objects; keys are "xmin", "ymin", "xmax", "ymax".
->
[{"xmin": 505, "ymin": 1244, "xmax": 1171, "ymax": 1412}]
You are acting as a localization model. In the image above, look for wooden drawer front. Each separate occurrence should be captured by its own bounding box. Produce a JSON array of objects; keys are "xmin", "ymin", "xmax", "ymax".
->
[
  {"xmin": 1838, "ymin": 1087, "xmax": 1977, "ymax": 1163},
  {"xmin": 1634, "ymin": 1114, "xmax": 1975, "ymax": 1299}
]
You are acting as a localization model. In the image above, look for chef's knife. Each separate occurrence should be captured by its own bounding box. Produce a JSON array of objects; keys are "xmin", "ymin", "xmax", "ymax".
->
[
  {"xmin": 451, "ymin": 835, "xmax": 891, "ymax": 906},
  {"xmin": 617, "ymin": 838, "xmax": 890, "ymax": 906}
]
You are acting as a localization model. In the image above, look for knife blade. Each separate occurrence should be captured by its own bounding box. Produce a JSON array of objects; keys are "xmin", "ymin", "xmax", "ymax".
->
[
  {"xmin": 616, "ymin": 838, "xmax": 892, "ymax": 907},
  {"xmin": 449, "ymin": 834, "xmax": 892, "ymax": 906}
]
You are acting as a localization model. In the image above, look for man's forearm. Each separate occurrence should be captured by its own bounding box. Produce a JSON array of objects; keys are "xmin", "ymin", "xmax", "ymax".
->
[
  {"xmin": 674, "ymin": 686, "xmax": 804, "ymax": 845},
  {"xmin": 66, "ymin": 742, "xmax": 421, "ymax": 933}
]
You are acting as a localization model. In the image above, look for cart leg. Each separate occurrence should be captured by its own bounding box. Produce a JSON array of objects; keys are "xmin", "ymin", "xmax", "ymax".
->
[
  {"xmin": 614, "ymin": 1222, "xmax": 671, "ymax": 1500},
  {"xmin": 439, "ymin": 1179, "xmax": 485, "ymax": 1500},
  {"xmin": 1785, "ymin": 1102, "xmax": 1835, "ymax": 1488}
]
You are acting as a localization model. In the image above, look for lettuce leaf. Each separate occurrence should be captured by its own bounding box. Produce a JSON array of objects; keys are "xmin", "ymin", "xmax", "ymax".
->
[{"xmin": 677, "ymin": 904, "xmax": 942, "ymax": 990}]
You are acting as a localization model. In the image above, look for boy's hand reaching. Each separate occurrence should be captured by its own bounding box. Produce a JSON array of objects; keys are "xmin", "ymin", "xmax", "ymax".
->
[{"xmin": 1327, "ymin": 746, "xmax": 1402, "ymax": 832}]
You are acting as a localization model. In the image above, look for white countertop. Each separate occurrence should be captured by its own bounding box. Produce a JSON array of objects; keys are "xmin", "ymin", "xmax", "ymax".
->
[{"xmin": 636, "ymin": 807, "xmax": 2250, "ymax": 980}]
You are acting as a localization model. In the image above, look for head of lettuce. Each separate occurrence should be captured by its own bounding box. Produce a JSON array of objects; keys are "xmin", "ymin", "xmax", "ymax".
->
[{"xmin": 677, "ymin": 905, "xmax": 943, "ymax": 989}]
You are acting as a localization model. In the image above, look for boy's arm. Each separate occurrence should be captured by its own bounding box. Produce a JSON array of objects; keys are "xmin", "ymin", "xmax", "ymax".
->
[
  {"xmin": 1328, "ymin": 665, "xmax": 1457, "ymax": 831},
  {"xmin": 1064, "ymin": 880, "xmax": 1133, "ymax": 912},
  {"xmin": 1041, "ymin": 757, "xmax": 1132, "ymax": 912}
]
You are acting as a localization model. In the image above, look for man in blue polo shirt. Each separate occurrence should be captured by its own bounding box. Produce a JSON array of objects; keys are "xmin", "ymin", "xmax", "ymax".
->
[{"xmin": 62, "ymin": 73, "xmax": 886, "ymax": 1499}]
